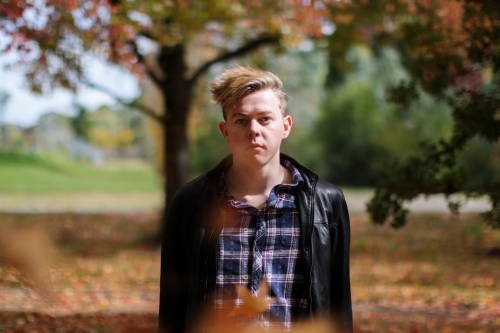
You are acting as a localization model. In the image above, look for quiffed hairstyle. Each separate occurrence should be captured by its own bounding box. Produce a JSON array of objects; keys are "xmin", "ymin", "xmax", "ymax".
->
[{"xmin": 209, "ymin": 66, "xmax": 288, "ymax": 120}]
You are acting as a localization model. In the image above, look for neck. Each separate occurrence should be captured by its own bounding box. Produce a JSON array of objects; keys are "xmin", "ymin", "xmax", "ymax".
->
[{"xmin": 225, "ymin": 153, "xmax": 291, "ymax": 200}]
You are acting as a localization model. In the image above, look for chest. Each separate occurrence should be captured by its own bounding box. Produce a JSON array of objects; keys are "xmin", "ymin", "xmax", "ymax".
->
[{"xmin": 236, "ymin": 193, "xmax": 269, "ymax": 209}]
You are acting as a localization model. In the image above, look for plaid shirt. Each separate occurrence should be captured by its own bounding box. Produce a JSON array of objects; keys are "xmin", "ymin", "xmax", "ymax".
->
[{"xmin": 213, "ymin": 159, "xmax": 308, "ymax": 330}]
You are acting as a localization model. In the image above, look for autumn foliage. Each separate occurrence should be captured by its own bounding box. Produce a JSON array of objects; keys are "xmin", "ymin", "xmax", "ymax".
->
[
  {"xmin": 364, "ymin": 0, "xmax": 500, "ymax": 228},
  {"xmin": 0, "ymin": 0, "xmax": 339, "ymax": 233},
  {"xmin": 0, "ymin": 0, "xmax": 332, "ymax": 92},
  {"xmin": 2, "ymin": 0, "xmax": 499, "ymax": 226}
]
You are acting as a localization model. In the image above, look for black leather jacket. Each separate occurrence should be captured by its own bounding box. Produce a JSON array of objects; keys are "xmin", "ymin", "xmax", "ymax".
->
[{"xmin": 159, "ymin": 154, "xmax": 352, "ymax": 333}]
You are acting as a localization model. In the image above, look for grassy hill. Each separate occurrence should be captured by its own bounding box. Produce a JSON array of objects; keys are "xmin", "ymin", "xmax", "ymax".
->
[{"xmin": 0, "ymin": 151, "xmax": 161, "ymax": 194}]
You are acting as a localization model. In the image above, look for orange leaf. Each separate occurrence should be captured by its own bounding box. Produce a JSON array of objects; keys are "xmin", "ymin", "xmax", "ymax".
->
[{"xmin": 230, "ymin": 278, "xmax": 277, "ymax": 318}]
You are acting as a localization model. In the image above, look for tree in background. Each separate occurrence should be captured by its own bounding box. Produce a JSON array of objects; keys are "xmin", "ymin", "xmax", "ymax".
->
[
  {"xmin": 324, "ymin": 0, "xmax": 412, "ymax": 88},
  {"xmin": 87, "ymin": 106, "xmax": 140, "ymax": 152},
  {"xmin": 315, "ymin": 46, "xmax": 452, "ymax": 187},
  {"xmin": 0, "ymin": 0, "xmax": 335, "ymax": 237},
  {"xmin": 70, "ymin": 102, "xmax": 91, "ymax": 140},
  {"xmin": 0, "ymin": 91, "xmax": 11, "ymax": 148},
  {"xmin": 365, "ymin": 0, "xmax": 500, "ymax": 228}
]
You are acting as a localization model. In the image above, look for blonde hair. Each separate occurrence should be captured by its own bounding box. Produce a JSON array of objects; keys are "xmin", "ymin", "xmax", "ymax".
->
[{"xmin": 209, "ymin": 66, "xmax": 288, "ymax": 120}]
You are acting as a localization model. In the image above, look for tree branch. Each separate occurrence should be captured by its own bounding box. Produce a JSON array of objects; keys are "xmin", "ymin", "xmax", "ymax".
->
[
  {"xmin": 81, "ymin": 79, "xmax": 165, "ymax": 124},
  {"xmin": 188, "ymin": 35, "xmax": 281, "ymax": 85},
  {"xmin": 128, "ymin": 39, "xmax": 164, "ymax": 90},
  {"xmin": 146, "ymin": 69, "xmax": 164, "ymax": 89}
]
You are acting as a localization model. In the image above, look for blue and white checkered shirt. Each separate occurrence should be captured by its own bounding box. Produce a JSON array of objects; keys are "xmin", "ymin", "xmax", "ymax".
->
[{"xmin": 213, "ymin": 159, "xmax": 308, "ymax": 329}]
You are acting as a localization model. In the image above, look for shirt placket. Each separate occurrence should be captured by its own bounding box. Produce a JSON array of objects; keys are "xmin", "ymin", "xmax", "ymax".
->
[{"xmin": 251, "ymin": 209, "xmax": 266, "ymax": 294}]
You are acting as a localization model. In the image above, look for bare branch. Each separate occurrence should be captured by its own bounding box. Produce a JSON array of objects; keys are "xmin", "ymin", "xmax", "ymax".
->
[
  {"xmin": 81, "ymin": 79, "xmax": 165, "ymax": 124},
  {"xmin": 188, "ymin": 35, "xmax": 281, "ymax": 85},
  {"xmin": 146, "ymin": 69, "xmax": 164, "ymax": 89},
  {"xmin": 128, "ymin": 39, "xmax": 164, "ymax": 90}
]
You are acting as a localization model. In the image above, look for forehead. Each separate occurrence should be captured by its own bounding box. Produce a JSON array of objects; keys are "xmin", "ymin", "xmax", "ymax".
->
[{"xmin": 228, "ymin": 89, "xmax": 281, "ymax": 117}]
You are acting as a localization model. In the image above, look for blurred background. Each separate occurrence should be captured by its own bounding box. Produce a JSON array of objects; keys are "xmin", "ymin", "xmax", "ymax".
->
[{"xmin": 1, "ymin": 0, "xmax": 500, "ymax": 332}]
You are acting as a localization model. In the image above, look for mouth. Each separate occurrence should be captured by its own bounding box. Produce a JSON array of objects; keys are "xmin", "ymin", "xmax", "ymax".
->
[{"xmin": 248, "ymin": 144, "xmax": 264, "ymax": 149}]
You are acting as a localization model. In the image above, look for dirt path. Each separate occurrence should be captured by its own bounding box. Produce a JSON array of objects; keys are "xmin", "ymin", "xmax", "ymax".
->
[
  {"xmin": 344, "ymin": 192, "xmax": 491, "ymax": 214},
  {"xmin": 0, "ymin": 192, "xmax": 491, "ymax": 214},
  {"xmin": 0, "ymin": 193, "xmax": 163, "ymax": 214}
]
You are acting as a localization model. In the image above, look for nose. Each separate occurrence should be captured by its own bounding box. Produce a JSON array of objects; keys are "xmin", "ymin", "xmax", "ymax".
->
[{"xmin": 247, "ymin": 119, "xmax": 261, "ymax": 137}]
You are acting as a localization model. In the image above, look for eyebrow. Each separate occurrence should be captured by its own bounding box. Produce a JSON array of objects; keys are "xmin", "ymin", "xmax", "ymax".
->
[{"xmin": 230, "ymin": 111, "xmax": 274, "ymax": 119}]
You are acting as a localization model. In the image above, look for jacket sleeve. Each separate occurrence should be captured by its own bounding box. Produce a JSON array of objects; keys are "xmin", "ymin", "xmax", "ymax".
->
[
  {"xmin": 158, "ymin": 190, "xmax": 190, "ymax": 333},
  {"xmin": 330, "ymin": 191, "xmax": 353, "ymax": 333}
]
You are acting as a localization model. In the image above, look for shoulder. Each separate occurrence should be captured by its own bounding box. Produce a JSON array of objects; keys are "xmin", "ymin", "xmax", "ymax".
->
[
  {"xmin": 312, "ymin": 178, "xmax": 348, "ymax": 219},
  {"xmin": 165, "ymin": 172, "xmax": 213, "ymax": 231},
  {"xmin": 170, "ymin": 156, "xmax": 231, "ymax": 211},
  {"xmin": 315, "ymin": 178, "xmax": 346, "ymax": 202},
  {"xmin": 171, "ymin": 172, "xmax": 211, "ymax": 205},
  {"xmin": 313, "ymin": 178, "xmax": 350, "ymax": 229},
  {"xmin": 281, "ymin": 153, "xmax": 343, "ymax": 201}
]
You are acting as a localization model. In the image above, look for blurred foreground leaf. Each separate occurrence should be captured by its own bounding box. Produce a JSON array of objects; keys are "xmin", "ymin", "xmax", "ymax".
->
[
  {"xmin": 231, "ymin": 278, "xmax": 277, "ymax": 319},
  {"xmin": 0, "ymin": 224, "xmax": 62, "ymax": 294}
]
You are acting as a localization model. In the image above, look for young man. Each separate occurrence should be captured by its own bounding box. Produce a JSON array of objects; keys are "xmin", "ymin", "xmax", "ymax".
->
[{"xmin": 159, "ymin": 67, "xmax": 352, "ymax": 333}]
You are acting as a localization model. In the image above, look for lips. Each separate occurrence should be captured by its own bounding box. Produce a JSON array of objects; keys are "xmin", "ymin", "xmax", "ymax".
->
[{"xmin": 248, "ymin": 143, "xmax": 264, "ymax": 149}]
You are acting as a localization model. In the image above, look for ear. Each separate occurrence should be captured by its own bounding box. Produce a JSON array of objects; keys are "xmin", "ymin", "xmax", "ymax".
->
[
  {"xmin": 219, "ymin": 121, "xmax": 229, "ymax": 142},
  {"xmin": 282, "ymin": 115, "xmax": 293, "ymax": 139}
]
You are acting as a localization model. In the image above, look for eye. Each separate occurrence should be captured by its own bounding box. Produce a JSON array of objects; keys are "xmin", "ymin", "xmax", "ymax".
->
[
  {"xmin": 235, "ymin": 118, "xmax": 247, "ymax": 124},
  {"xmin": 260, "ymin": 117, "xmax": 271, "ymax": 123}
]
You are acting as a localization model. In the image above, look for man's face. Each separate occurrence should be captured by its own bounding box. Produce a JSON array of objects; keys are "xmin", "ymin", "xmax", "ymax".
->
[{"xmin": 219, "ymin": 89, "xmax": 293, "ymax": 167}]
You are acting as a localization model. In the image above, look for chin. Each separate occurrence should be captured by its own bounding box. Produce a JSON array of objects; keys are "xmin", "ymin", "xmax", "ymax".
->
[{"xmin": 243, "ymin": 152, "xmax": 277, "ymax": 166}]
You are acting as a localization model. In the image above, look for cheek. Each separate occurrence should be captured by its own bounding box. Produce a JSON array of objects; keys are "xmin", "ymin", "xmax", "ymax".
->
[{"xmin": 226, "ymin": 131, "xmax": 244, "ymax": 143}]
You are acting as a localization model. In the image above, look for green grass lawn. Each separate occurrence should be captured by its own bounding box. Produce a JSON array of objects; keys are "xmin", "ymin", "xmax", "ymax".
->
[{"xmin": 0, "ymin": 151, "xmax": 161, "ymax": 194}]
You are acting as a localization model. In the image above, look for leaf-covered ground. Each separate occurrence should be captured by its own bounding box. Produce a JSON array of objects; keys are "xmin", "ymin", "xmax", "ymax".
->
[
  {"xmin": 1, "ymin": 212, "xmax": 500, "ymax": 332},
  {"xmin": 350, "ymin": 213, "xmax": 500, "ymax": 332}
]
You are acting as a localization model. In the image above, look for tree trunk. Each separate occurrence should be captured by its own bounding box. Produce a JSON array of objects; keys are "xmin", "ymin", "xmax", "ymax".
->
[{"xmin": 157, "ymin": 44, "xmax": 192, "ymax": 241}]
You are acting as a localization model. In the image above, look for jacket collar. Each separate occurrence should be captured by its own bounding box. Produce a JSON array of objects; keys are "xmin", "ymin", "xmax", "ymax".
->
[{"xmin": 205, "ymin": 153, "xmax": 318, "ymax": 193}]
